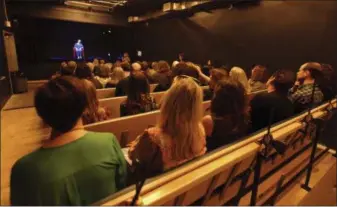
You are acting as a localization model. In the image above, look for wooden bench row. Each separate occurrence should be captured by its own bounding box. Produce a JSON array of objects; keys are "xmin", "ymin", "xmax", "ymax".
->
[
  {"xmin": 93, "ymin": 99, "xmax": 336, "ymax": 206},
  {"xmin": 87, "ymin": 89, "xmax": 266, "ymax": 146}
]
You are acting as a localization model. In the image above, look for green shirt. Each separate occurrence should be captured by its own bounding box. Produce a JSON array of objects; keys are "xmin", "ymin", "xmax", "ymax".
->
[{"xmin": 10, "ymin": 132, "xmax": 127, "ymax": 205}]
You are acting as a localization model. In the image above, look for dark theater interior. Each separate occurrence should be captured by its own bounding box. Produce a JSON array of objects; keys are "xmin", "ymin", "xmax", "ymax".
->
[{"xmin": 1, "ymin": 0, "xmax": 336, "ymax": 206}]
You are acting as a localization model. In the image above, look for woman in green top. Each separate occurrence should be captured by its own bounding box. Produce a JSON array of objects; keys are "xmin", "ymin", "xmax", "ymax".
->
[{"xmin": 10, "ymin": 76, "xmax": 127, "ymax": 205}]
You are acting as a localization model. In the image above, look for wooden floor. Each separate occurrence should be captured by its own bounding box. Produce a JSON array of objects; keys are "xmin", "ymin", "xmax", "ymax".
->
[{"xmin": 1, "ymin": 105, "xmax": 336, "ymax": 205}]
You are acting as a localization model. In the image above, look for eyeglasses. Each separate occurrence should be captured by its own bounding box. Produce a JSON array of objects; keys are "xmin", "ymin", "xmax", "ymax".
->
[{"xmin": 175, "ymin": 75, "xmax": 201, "ymax": 85}]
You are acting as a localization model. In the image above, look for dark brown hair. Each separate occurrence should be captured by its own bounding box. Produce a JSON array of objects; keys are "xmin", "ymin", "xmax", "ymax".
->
[
  {"xmin": 127, "ymin": 71, "xmax": 150, "ymax": 104},
  {"xmin": 209, "ymin": 68, "xmax": 228, "ymax": 89},
  {"xmin": 35, "ymin": 76, "xmax": 87, "ymax": 133},
  {"xmin": 211, "ymin": 78, "xmax": 247, "ymax": 121},
  {"xmin": 270, "ymin": 69, "xmax": 296, "ymax": 96}
]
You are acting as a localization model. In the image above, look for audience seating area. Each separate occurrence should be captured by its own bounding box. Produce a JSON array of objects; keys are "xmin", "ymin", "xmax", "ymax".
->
[{"xmin": 94, "ymin": 99, "xmax": 336, "ymax": 206}]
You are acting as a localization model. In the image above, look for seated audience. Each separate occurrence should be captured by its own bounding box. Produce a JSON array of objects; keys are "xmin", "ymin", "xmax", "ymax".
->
[
  {"xmin": 202, "ymin": 79, "xmax": 249, "ymax": 152},
  {"xmin": 86, "ymin": 62, "xmax": 95, "ymax": 72},
  {"xmin": 127, "ymin": 76, "xmax": 206, "ymax": 177},
  {"xmin": 106, "ymin": 67, "xmax": 125, "ymax": 88},
  {"xmin": 82, "ymin": 79, "xmax": 111, "ymax": 124},
  {"xmin": 65, "ymin": 61, "xmax": 77, "ymax": 75},
  {"xmin": 204, "ymin": 68, "xmax": 228, "ymax": 101},
  {"xmin": 10, "ymin": 76, "xmax": 126, "ymax": 205},
  {"xmin": 120, "ymin": 71, "xmax": 157, "ymax": 117},
  {"xmin": 51, "ymin": 62, "xmax": 68, "ymax": 79},
  {"xmin": 75, "ymin": 65, "xmax": 103, "ymax": 89},
  {"xmin": 250, "ymin": 69, "xmax": 295, "ymax": 132},
  {"xmin": 115, "ymin": 62, "xmax": 141, "ymax": 97},
  {"xmin": 320, "ymin": 63, "xmax": 336, "ymax": 101},
  {"xmin": 122, "ymin": 52, "xmax": 131, "ymax": 63},
  {"xmin": 230, "ymin": 66, "xmax": 251, "ymax": 93},
  {"xmin": 95, "ymin": 64, "xmax": 111, "ymax": 88},
  {"xmin": 248, "ymin": 65, "xmax": 268, "ymax": 92},
  {"xmin": 288, "ymin": 62, "xmax": 324, "ymax": 113},
  {"xmin": 153, "ymin": 61, "xmax": 172, "ymax": 92},
  {"xmin": 143, "ymin": 61, "xmax": 157, "ymax": 84}
]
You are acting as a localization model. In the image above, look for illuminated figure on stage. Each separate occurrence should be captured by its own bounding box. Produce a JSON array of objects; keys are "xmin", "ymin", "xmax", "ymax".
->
[{"xmin": 73, "ymin": 39, "xmax": 85, "ymax": 60}]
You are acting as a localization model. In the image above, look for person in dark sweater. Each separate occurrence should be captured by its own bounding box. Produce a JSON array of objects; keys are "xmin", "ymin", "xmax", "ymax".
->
[
  {"xmin": 250, "ymin": 69, "xmax": 295, "ymax": 132},
  {"xmin": 115, "ymin": 62, "xmax": 141, "ymax": 97},
  {"xmin": 202, "ymin": 79, "xmax": 249, "ymax": 152}
]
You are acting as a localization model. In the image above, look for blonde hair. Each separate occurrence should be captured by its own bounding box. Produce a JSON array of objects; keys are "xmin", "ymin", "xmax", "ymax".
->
[
  {"xmin": 159, "ymin": 77, "xmax": 204, "ymax": 160},
  {"xmin": 110, "ymin": 67, "xmax": 125, "ymax": 82},
  {"xmin": 230, "ymin": 67, "xmax": 250, "ymax": 93}
]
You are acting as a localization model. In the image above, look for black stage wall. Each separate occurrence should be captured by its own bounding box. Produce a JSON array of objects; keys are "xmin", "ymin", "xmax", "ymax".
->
[
  {"xmin": 13, "ymin": 18, "xmax": 134, "ymax": 80},
  {"xmin": 133, "ymin": 0, "xmax": 337, "ymax": 73},
  {"xmin": 10, "ymin": 0, "xmax": 337, "ymax": 79}
]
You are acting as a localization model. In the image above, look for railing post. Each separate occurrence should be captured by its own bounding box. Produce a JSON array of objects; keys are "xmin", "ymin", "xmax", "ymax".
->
[
  {"xmin": 250, "ymin": 153, "xmax": 263, "ymax": 206},
  {"xmin": 300, "ymin": 118, "xmax": 324, "ymax": 191}
]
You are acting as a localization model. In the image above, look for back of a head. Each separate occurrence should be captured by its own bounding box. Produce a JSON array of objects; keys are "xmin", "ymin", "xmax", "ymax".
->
[
  {"xmin": 159, "ymin": 77, "xmax": 203, "ymax": 159},
  {"xmin": 172, "ymin": 62, "xmax": 199, "ymax": 79},
  {"xmin": 300, "ymin": 62, "xmax": 323, "ymax": 81},
  {"xmin": 35, "ymin": 76, "xmax": 87, "ymax": 133},
  {"xmin": 121, "ymin": 61, "xmax": 131, "ymax": 72},
  {"xmin": 76, "ymin": 65, "xmax": 93, "ymax": 79},
  {"xmin": 157, "ymin": 61, "xmax": 170, "ymax": 74},
  {"xmin": 251, "ymin": 65, "xmax": 268, "ymax": 82},
  {"xmin": 99, "ymin": 64, "xmax": 111, "ymax": 78},
  {"xmin": 269, "ymin": 69, "xmax": 296, "ymax": 95},
  {"xmin": 127, "ymin": 71, "xmax": 149, "ymax": 102},
  {"xmin": 141, "ymin": 61, "xmax": 149, "ymax": 71},
  {"xmin": 210, "ymin": 68, "xmax": 228, "ymax": 85},
  {"xmin": 86, "ymin": 62, "xmax": 95, "ymax": 72},
  {"xmin": 60, "ymin": 62, "xmax": 76, "ymax": 76},
  {"xmin": 111, "ymin": 67, "xmax": 125, "ymax": 81},
  {"xmin": 131, "ymin": 62, "xmax": 142, "ymax": 72},
  {"xmin": 211, "ymin": 78, "xmax": 246, "ymax": 118},
  {"xmin": 230, "ymin": 67, "xmax": 250, "ymax": 92},
  {"xmin": 93, "ymin": 58, "xmax": 99, "ymax": 66},
  {"xmin": 67, "ymin": 61, "xmax": 77, "ymax": 72}
]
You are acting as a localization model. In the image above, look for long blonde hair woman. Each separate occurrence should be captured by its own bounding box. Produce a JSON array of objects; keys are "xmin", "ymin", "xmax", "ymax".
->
[
  {"xmin": 128, "ymin": 76, "xmax": 206, "ymax": 176},
  {"xmin": 106, "ymin": 67, "xmax": 125, "ymax": 88},
  {"xmin": 230, "ymin": 67, "xmax": 251, "ymax": 93}
]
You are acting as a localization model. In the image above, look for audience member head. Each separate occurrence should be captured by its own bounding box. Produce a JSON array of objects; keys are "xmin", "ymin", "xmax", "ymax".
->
[
  {"xmin": 123, "ymin": 52, "xmax": 131, "ymax": 63},
  {"xmin": 267, "ymin": 69, "xmax": 296, "ymax": 96},
  {"xmin": 211, "ymin": 78, "xmax": 247, "ymax": 122},
  {"xmin": 230, "ymin": 67, "xmax": 250, "ymax": 92},
  {"xmin": 60, "ymin": 61, "xmax": 67, "ymax": 70},
  {"xmin": 68, "ymin": 60, "xmax": 77, "ymax": 71},
  {"xmin": 75, "ymin": 65, "xmax": 93, "ymax": 79},
  {"xmin": 127, "ymin": 71, "xmax": 150, "ymax": 103},
  {"xmin": 172, "ymin": 61, "xmax": 179, "ymax": 69},
  {"xmin": 152, "ymin": 62, "xmax": 158, "ymax": 71},
  {"xmin": 209, "ymin": 68, "xmax": 228, "ymax": 90},
  {"xmin": 159, "ymin": 76, "xmax": 203, "ymax": 160},
  {"xmin": 121, "ymin": 61, "xmax": 131, "ymax": 72},
  {"xmin": 110, "ymin": 67, "xmax": 125, "ymax": 82},
  {"xmin": 35, "ymin": 76, "xmax": 87, "ymax": 133},
  {"xmin": 115, "ymin": 60, "xmax": 122, "ymax": 67},
  {"xmin": 99, "ymin": 64, "xmax": 111, "ymax": 78},
  {"xmin": 251, "ymin": 65, "xmax": 268, "ymax": 83},
  {"xmin": 131, "ymin": 62, "xmax": 142, "ymax": 72},
  {"xmin": 93, "ymin": 58, "xmax": 99, "ymax": 67},
  {"xmin": 157, "ymin": 61, "xmax": 171, "ymax": 74},
  {"xmin": 82, "ymin": 79, "xmax": 100, "ymax": 123},
  {"xmin": 297, "ymin": 62, "xmax": 322, "ymax": 83},
  {"xmin": 172, "ymin": 62, "xmax": 199, "ymax": 79},
  {"xmin": 141, "ymin": 61, "xmax": 149, "ymax": 71},
  {"xmin": 86, "ymin": 62, "xmax": 95, "ymax": 72},
  {"xmin": 99, "ymin": 59, "xmax": 105, "ymax": 65}
]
